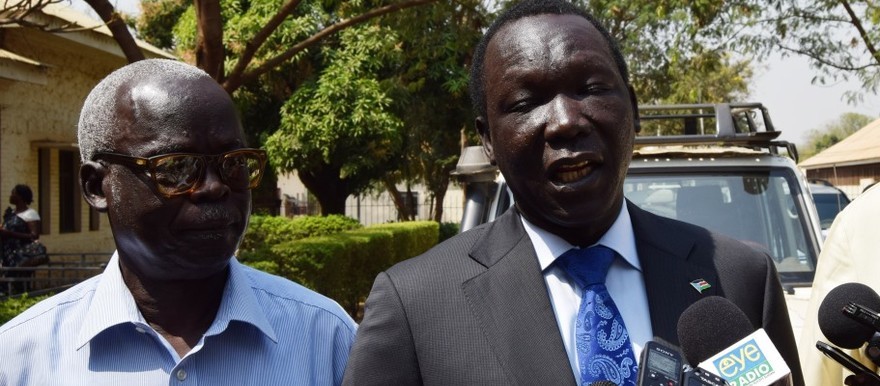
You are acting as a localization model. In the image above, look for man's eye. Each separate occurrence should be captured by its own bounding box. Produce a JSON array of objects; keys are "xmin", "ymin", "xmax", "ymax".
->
[
  {"xmin": 507, "ymin": 99, "xmax": 536, "ymax": 113},
  {"xmin": 580, "ymin": 82, "xmax": 612, "ymax": 96}
]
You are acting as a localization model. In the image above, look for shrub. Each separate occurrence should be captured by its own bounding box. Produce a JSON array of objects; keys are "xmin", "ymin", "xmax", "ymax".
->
[
  {"xmin": 439, "ymin": 221, "xmax": 459, "ymax": 242},
  {"xmin": 268, "ymin": 221, "xmax": 439, "ymax": 317},
  {"xmin": 0, "ymin": 294, "xmax": 50, "ymax": 325},
  {"xmin": 239, "ymin": 214, "xmax": 362, "ymax": 264}
]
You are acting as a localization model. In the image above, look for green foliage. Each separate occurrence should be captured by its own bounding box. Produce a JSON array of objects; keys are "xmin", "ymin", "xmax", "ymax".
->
[
  {"xmin": 263, "ymin": 221, "xmax": 439, "ymax": 317},
  {"xmin": 0, "ymin": 294, "xmax": 49, "ymax": 325},
  {"xmin": 800, "ymin": 112, "xmax": 875, "ymax": 159},
  {"xmin": 379, "ymin": 1, "xmax": 486, "ymax": 221},
  {"xmin": 546, "ymin": 0, "xmax": 755, "ymax": 104},
  {"xmin": 134, "ymin": 0, "xmax": 189, "ymax": 49},
  {"xmin": 268, "ymin": 24, "xmax": 403, "ymax": 176},
  {"xmin": 134, "ymin": 0, "xmax": 486, "ymax": 218},
  {"xmin": 439, "ymin": 221, "xmax": 459, "ymax": 242},
  {"xmin": 239, "ymin": 214, "xmax": 362, "ymax": 262},
  {"xmin": 733, "ymin": 0, "xmax": 880, "ymax": 102}
]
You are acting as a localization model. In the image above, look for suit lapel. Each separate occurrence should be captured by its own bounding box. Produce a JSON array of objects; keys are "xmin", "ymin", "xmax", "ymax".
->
[
  {"xmin": 462, "ymin": 210, "xmax": 577, "ymax": 385},
  {"xmin": 628, "ymin": 202, "xmax": 721, "ymax": 344}
]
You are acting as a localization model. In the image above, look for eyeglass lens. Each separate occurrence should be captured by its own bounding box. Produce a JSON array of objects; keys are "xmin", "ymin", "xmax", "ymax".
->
[{"xmin": 152, "ymin": 152, "xmax": 263, "ymax": 195}]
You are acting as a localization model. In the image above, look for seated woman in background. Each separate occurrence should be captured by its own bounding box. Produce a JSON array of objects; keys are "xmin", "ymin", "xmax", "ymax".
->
[{"xmin": 0, "ymin": 184, "xmax": 41, "ymax": 294}]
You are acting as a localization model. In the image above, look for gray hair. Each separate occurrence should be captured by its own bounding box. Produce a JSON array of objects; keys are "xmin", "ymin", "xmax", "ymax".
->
[{"xmin": 77, "ymin": 59, "xmax": 213, "ymax": 162}]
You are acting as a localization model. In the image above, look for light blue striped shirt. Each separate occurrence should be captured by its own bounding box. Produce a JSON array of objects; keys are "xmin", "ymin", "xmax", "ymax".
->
[{"xmin": 0, "ymin": 252, "xmax": 357, "ymax": 385}]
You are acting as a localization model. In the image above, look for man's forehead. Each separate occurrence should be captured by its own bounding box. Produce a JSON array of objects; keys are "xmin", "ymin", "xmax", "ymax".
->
[
  {"xmin": 489, "ymin": 13, "xmax": 603, "ymax": 56},
  {"xmin": 109, "ymin": 77, "xmax": 244, "ymax": 156}
]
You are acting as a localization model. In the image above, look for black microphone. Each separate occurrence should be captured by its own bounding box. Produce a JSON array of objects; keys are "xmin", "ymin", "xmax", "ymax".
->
[
  {"xmin": 818, "ymin": 283, "xmax": 880, "ymax": 349},
  {"xmin": 677, "ymin": 296, "xmax": 754, "ymax": 366},
  {"xmin": 677, "ymin": 296, "xmax": 792, "ymax": 386}
]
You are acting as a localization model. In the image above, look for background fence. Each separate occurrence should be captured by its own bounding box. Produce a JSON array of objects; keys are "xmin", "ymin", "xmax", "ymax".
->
[{"xmin": 283, "ymin": 186, "xmax": 465, "ymax": 226}]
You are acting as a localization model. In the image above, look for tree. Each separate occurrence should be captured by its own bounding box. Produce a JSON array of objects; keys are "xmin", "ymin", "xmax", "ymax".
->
[
  {"xmin": 378, "ymin": 1, "xmax": 486, "ymax": 222},
  {"xmin": 134, "ymin": 0, "xmax": 466, "ymax": 216},
  {"xmin": 801, "ymin": 112, "xmax": 874, "ymax": 159},
  {"xmin": 7, "ymin": 0, "xmax": 438, "ymax": 94},
  {"xmin": 736, "ymin": 0, "xmax": 880, "ymax": 102},
  {"xmin": 566, "ymin": 0, "xmax": 755, "ymax": 104},
  {"xmin": 265, "ymin": 24, "xmax": 404, "ymax": 215}
]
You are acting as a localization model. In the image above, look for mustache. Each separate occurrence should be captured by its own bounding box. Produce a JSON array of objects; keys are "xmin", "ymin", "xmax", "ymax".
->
[{"xmin": 188, "ymin": 204, "xmax": 239, "ymax": 224}]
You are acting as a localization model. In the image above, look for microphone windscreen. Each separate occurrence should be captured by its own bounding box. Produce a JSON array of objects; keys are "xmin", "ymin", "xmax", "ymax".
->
[
  {"xmin": 677, "ymin": 296, "xmax": 754, "ymax": 366},
  {"xmin": 818, "ymin": 282, "xmax": 880, "ymax": 349}
]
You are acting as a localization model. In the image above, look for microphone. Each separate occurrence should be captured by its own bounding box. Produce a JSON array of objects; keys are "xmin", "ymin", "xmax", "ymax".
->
[
  {"xmin": 818, "ymin": 282, "xmax": 880, "ymax": 349},
  {"xmin": 636, "ymin": 337, "xmax": 729, "ymax": 386},
  {"xmin": 816, "ymin": 283, "xmax": 880, "ymax": 378},
  {"xmin": 677, "ymin": 296, "xmax": 791, "ymax": 386}
]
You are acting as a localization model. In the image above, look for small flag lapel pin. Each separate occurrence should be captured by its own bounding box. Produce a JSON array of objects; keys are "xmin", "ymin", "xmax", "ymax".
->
[{"xmin": 690, "ymin": 279, "xmax": 711, "ymax": 294}]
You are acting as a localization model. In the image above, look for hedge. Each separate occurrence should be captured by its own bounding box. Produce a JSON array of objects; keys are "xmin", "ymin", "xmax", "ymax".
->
[
  {"xmin": 238, "ymin": 214, "xmax": 362, "ymax": 272},
  {"xmin": 260, "ymin": 221, "xmax": 439, "ymax": 317},
  {"xmin": 0, "ymin": 294, "xmax": 49, "ymax": 325}
]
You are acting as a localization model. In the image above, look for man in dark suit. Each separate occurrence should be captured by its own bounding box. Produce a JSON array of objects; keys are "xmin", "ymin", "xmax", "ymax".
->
[{"xmin": 343, "ymin": 1, "xmax": 803, "ymax": 385}]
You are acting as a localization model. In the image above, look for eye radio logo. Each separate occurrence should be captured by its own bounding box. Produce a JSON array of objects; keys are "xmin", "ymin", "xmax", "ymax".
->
[{"xmin": 712, "ymin": 338, "xmax": 773, "ymax": 386}]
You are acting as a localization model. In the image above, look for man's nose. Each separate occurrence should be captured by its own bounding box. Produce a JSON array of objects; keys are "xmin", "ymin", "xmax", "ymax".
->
[
  {"xmin": 189, "ymin": 166, "xmax": 231, "ymax": 201},
  {"xmin": 545, "ymin": 94, "xmax": 590, "ymax": 141}
]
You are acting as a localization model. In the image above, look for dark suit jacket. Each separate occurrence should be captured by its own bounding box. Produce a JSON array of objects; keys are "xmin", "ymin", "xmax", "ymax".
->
[{"xmin": 342, "ymin": 202, "xmax": 803, "ymax": 386}]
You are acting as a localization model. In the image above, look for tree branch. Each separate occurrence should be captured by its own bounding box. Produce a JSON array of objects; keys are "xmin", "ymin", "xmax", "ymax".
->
[
  {"xmin": 1, "ymin": 0, "xmax": 108, "ymax": 33},
  {"xmin": 839, "ymin": 0, "xmax": 880, "ymax": 67},
  {"xmin": 778, "ymin": 45, "xmax": 878, "ymax": 71},
  {"xmin": 224, "ymin": 0, "xmax": 303, "ymax": 88},
  {"xmin": 222, "ymin": 0, "xmax": 439, "ymax": 93},
  {"xmin": 83, "ymin": 0, "xmax": 144, "ymax": 63}
]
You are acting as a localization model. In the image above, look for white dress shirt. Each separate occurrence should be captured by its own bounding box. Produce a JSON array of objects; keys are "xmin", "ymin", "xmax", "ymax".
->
[{"xmin": 521, "ymin": 203, "xmax": 652, "ymax": 384}]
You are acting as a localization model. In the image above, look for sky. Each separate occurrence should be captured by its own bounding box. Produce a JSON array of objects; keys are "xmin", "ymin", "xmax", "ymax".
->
[
  {"xmin": 71, "ymin": 0, "xmax": 880, "ymax": 147},
  {"xmin": 749, "ymin": 53, "xmax": 880, "ymax": 145}
]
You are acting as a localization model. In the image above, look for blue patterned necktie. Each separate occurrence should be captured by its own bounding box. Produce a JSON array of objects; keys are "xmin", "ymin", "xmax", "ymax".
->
[{"xmin": 556, "ymin": 245, "xmax": 638, "ymax": 386}]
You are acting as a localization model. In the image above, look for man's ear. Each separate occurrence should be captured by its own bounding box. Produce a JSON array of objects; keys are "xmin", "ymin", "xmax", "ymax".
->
[
  {"xmin": 475, "ymin": 116, "xmax": 497, "ymax": 165},
  {"xmin": 80, "ymin": 161, "xmax": 109, "ymax": 212},
  {"xmin": 628, "ymin": 84, "xmax": 641, "ymax": 133}
]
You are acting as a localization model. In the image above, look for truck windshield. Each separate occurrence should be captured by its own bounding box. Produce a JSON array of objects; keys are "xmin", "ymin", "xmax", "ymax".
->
[{"xmin": 624, "ymin": 170, "xmax": 817, "ymax": 285}]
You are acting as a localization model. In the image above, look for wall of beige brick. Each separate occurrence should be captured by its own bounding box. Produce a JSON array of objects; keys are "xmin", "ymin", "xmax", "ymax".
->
[{"xmin": 1, "ymin": 27, "xmax": 125, "ymax": 254}]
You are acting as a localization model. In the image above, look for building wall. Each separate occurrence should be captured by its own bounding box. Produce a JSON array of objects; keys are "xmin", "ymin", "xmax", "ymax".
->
[
  {"xmin": 805, "ymin": 164, "xmax": 880, "ymax": 199},
  {"xmin": 1, "ymin": 27, "xmax": 127, "ymax": 254}
]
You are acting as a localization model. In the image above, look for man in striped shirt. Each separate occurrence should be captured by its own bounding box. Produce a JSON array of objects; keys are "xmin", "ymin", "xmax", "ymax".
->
[{"xmin": 0, "ymin": 59, "xmax": 356, "ymax": 385}]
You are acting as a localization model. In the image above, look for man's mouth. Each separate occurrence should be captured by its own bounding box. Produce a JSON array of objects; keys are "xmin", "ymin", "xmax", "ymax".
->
[{"xmin": 553, "ymin": 160, "xmax": 593, "ymax": 183}]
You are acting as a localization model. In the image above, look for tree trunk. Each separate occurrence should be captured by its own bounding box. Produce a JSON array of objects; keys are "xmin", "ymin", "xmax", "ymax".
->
[
  {"xmin": 83, "ymin": 0, "xmax": 144, "ymax": 63},
  {"xmin": 193, "ymin": 0, "xmax": 225, "ymax": 81},
  {"xmin": 297, "ymin": 168, "xmax": 349, "ymax": 216},
  {"xmin": 383, "ymin": 177, "xmax": 412, "ymax": 221},
  {"xmin": 432, "ymin": 187, "xmax": 447, "ymax": 223}
]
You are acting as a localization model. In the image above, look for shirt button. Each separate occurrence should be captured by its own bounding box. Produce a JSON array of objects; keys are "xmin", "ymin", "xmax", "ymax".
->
[{"xmin": 176, "ymin": 369, "xmax": 187, "ymax": 381}]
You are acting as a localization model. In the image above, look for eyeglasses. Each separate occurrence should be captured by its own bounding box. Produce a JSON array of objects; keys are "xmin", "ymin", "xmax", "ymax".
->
[{"xmin": 93, "ymin": 149, "xmax": 268, "ymax": 197}]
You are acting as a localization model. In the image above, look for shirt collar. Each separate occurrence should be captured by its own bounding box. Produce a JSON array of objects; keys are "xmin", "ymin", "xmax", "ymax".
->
[
  {"xmin": 521, "ymin": 202, "xmax": 641, "ymax": 272},
  {"xmin": 77, "ymin": 252, "xmax": 277, "ymax": 350}
]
